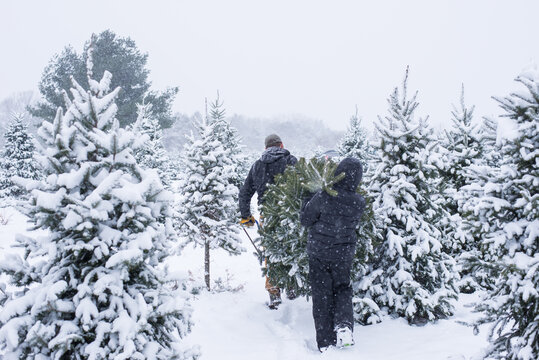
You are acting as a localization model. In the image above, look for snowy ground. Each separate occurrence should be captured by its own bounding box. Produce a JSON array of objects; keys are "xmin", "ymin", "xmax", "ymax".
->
[
  {"xmin": 0, "ymin": 207, "xmax": 491, "ymax": 359},
  {"xmin": 169, "ymin": 225, "xmax": 491, "ymax": 360}
]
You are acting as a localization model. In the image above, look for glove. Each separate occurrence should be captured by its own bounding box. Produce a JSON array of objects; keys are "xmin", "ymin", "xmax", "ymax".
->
[{"xmin": 240, "ymin": 216, "xmax": 256, "ymax": 227}]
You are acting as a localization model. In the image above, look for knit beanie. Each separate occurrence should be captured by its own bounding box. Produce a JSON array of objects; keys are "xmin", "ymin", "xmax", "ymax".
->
[{"xmin": 264, "ymin": 134, "xmax": 282, "ymax": 148}]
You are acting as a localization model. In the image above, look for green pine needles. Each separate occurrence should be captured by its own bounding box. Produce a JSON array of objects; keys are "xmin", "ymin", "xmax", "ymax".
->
[
  {"xmin": 260, "ymin": 157, "xmax": 371, "ymax": 297},
  {"xmin": 300, "ymin": 158, "xmax": 345, "ymax": 197}
]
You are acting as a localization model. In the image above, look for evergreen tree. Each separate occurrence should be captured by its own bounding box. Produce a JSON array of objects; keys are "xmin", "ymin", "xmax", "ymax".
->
[
  {"xmin": 207, "ymin": 93, "xmax": 250, "ymax": 190},
  {"xmin": 360, "ymin": 68, "xmax": 458, "ymax": 324},
  {"xmin": 478, "ymin": 116, "xmax": 501, "ymax": 167},
  {"xmin": 260, "ymin": 158, "xmax": 324, "ymax": 297},
  {"xmin": 29, "ymin": 30, "xmax": 178, "ymax": 128},
  {"xmin": 336, "ymin": 107, "xmax": 380, "ymax": 320},
  {"xmin": 465, "ymin": 68, "xmax": 538, "ymax": 360},
  {"xmin": 337, "ymin": 107, "xmax": 374, "ymax": 173},
  {"xmin": 457, "ymin": 141, "xmax": 501, "ymax": 292},
  {"xmin": 0, "ymin": 114, "xmax": 40, "ymax": 198},
  {"xmin": 350, "ymin": 188, "xmax": 381, "ymax": 324},
  {"xmin": 436, "ymin": 87, "xmax": 478, "ymax": 250},
  {"xmin": 441, "ymin": 86, "xmax": 480, "ymax": 192},
  {"xmin": 436, "ymin": 86, "xmax": 489, "ymax": 292},
  {"xmin": 176, "ymin": 98, "xmax": 244, "ymax": 290},
  {"xmin": 130, "ymin": 101, "xmax": 172, "ymax": 187},
  {"xmin": 260, "ymin": 158, "xmax": 377, "ymax": 299},
  {"xmin": 0, "ymin": 63, "xmax": 197, "ymax": 359}
]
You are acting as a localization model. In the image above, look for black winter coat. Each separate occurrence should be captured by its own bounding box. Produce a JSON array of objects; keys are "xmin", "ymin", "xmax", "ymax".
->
[
  {"xmin": 239, "ymin": 147, "xmax": 297, "ymax": 218},
  {"xmin": 300, "ymin": 157, "xmax": 365, "ymax": 261}
]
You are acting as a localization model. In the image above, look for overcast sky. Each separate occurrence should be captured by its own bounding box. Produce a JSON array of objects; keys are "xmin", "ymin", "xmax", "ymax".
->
[{"xmin": 1, "ymin": 0, "xmax": 538, "ymax": 131}]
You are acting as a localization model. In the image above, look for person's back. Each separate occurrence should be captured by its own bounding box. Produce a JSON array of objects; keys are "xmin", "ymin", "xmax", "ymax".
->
[
  {"xmin": 301, "ymin": 157, "xmax": 365, "ymax": 261},
  {"xmin": 300, "ymin": 157, "xmax": 365, "ymax": 351},
  {"xmin": 239, "ymin": 135, "xmax": 297, "ymax": 219},
  {"xmin": 238, "ymin": 134, "xmax": 297, "ymax": 309}
]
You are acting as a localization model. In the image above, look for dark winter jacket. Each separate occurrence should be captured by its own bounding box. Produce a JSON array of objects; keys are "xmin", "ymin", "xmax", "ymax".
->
[
  {"xmin": 300, "ymin": 157, "xmax": 366, "ymax": 261},
  {"xmin": 239, "ymin": 147, "xmax": 298, "ymax": 218}
]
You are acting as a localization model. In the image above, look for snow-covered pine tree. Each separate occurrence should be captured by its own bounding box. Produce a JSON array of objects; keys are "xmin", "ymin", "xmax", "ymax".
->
[
  {"xmin": 449, "ymin": 93, "xmax": 507, "ymax": 291},
  {"xmin": 333, "ymin": 108, "xmax": 382, "ymax": 322},
  {"xmin": 439, "ymin": 85, "xmax": 480, "ymax": 218},
  {"xmin": 337, "ymin": 106, "xmax": 374, "ymax": 174},
  {"xmin": 360, "ymin": 68, "xmax": 458, "ymax": 324},
  {"xmin": 350, "ymin": 186, "xmax": 380, "ymax": 324},
  {"xmin": 0, "ymin": 114, "xmax": 40, "ymax": 198},
  {"xmin": 0, "ymin": 166, "xmax": 7, "ymax": 198},
  {"xmin": 434, "ymin": 86, "xmax": 487, "ymax": 292},
  {"xmin": 0, "ymin": 61, "xmax": 197, "ymax": 359},
  {"xmin": 207, "ymin": 93, "xmax": 249, "ymax": 189},
  {"xmin": 130, "ymin": 101, "xmax": 173, "ymax": 187},
  {"xmin": 457, "ymin": 121, "xmax": 503, "ymax": 292},
  {"xmin": 466, "ymin": 67, "xmax": 538, "ymax": 360},
  {"xmin": 176, "ymin": 96, "xmax": 244, "ymax": 290},
  {"xmin": 478, "ymin": 116, "xmax": 501, "ymax": 167}
]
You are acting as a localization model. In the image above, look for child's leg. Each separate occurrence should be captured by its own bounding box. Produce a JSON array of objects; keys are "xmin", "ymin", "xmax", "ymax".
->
[
  {"xmin": 331, "ymin": 258, "xmax": 354, "ymax": 331},
  {"xmin": 309, "ymin": 256, "xmax": 336, "ymax": 349}
]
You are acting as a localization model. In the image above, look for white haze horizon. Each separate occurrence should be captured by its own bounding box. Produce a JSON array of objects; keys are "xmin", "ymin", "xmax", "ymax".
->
[{"xmin": 1, "ymin": 0, "xmax": 538, "ymax": 132}]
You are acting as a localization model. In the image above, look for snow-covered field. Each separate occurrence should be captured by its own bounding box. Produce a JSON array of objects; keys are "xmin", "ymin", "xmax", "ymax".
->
[{"xmin": 0, "ymin": 207, "xmax": 490, "ymax": 359}]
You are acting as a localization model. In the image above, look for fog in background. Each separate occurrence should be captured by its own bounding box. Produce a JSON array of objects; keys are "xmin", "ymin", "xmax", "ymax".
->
[
  {"xmin": 1, "ymin": 0, "xmax": 538, "ymax": 149},
  {"xmin": 162, "ymin": 112, "xmax": 343, "ymax": 158}
]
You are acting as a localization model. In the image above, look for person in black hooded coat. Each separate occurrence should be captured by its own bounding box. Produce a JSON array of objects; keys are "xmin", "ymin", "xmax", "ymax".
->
[
  {"xmin": 239, "ymin": 134, "xmax": 297, "ymax": 308},
  {"xmin": 300, "ymin": 157, "xmax": 365, "ymax": 351},
  {"xmin": 238, "ymin": 135, "xmax": 297, "ymax": 219}
]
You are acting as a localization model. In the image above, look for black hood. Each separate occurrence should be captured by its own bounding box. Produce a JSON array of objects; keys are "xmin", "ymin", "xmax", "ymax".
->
[
  {"xmin": 334, "ymin": 157, "xmax": 363, "ymax": 191},
  {"xmin": 260, "ymin": 147, "xmax": 291, "ymax": 164}
]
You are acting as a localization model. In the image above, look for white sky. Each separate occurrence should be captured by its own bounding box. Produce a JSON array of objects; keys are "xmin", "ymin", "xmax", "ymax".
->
[{"xmin": 1, "ymin": 0, "xmax": 538, "ymax": 131}]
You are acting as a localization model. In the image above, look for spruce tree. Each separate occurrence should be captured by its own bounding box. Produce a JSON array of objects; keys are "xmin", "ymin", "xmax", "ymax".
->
[
  {"xmin": 30, "ymin": 30, "xmax": 178, "ymax": 128},
  {"xmin": 455, "ymin": 111, "xmax": 504, "ymax": 292},
  {"xmin": 260, "ymin": 157, "xmax": 376, "ymax": 299},
  {"xmin": 350, "ymin": 186, "xmax": 380, "ymax": 324},
  {"xmin": 0, "ymin": 63, "xmax": 197, "ymax": 359},
  {"xmin": 478, "ymin": 116, "xmax": 501, "ymax": 167},
  {"xmin": 176, "ymin": 97, "xmax": 244, "ymax": 290},
  {"xmin": 334, "ymin": 113, "xmax": 382, "ymax": 322},
  {"xmin": 466, "ymin": 68, "xmax": 538, "ymax": 360},
  {"xmin": 337, "ymin": 107, "xmax": 374, "ymax": 173},
  {"xmin": 361, "ymin": 68, "xmax": 458, "ymax": 324},
  {"xmin": 436, "ymin": 86, "xmax": 489, "ymax": 292},
  {"xmin": 441, "ymin": 86, "xmax": 480, "ymax": 195},
  {"xmin": 130, "ymin": 101, "xmax": 172, "ymax": 187},
  {"xmin": 208, "ymin": 93, "xmax": 249, "ymax": 189},
  {"xmin": 0, "ymin": 115, "xmax": 40, "ymax": 198},
  {"xmin": 260, "ymin": 158, "xmax": 321, "ymax": 297}
]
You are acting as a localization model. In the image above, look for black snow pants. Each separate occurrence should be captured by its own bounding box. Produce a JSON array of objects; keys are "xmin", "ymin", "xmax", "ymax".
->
[{"xmin": 308, "ymin": 255, "xmax": 354, "ymax": 349}]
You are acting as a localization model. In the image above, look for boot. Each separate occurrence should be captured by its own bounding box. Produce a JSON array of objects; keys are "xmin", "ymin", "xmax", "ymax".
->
[
  {"xmin": 268, "ymin": 289, "xmax": 282, "ymax": 310},
  {"xmin": 285, "ymin": 287, "xmax": 297, "ymax": 300},
  {"xmin": 336, "ymin": 326, "xmax": 354, "ymax": 348}
]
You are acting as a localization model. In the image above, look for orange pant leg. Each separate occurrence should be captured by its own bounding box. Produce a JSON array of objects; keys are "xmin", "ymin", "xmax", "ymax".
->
[{"xmin": 264, "ymin": 258, "xmax": 280, "ymax": 295}]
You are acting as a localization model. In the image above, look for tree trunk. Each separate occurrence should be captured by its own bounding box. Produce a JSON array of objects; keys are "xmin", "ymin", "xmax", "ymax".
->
[{"xmin": 205, "ymin": 240, "xmax": 210, "ymax": 290}]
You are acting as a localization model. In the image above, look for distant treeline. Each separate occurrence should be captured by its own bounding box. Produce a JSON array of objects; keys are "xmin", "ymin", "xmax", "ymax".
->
[{"xmin": 162, "ymin": 112, "xmax": 343, "ymax": 158}]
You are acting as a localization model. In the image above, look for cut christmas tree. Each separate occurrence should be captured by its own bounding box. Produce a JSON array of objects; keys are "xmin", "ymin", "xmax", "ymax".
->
[{"xmin": 260, "ymin": 157, "xmax": 376, "ymax": 301}]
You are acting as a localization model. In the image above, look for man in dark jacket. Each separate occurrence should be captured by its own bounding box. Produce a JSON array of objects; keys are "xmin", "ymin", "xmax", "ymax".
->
[
  {"xmin": 239, "ymin": 134, "xmax": 297, "ymax": 308},
  {"xmin": 300, "ymin": 157, "xmax": 365, "ymax": 351}
]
